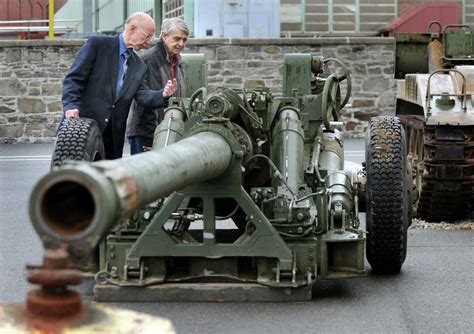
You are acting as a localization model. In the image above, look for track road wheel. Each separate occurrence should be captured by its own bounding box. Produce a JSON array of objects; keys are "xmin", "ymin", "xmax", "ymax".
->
[
  {"xmin": 366, "ymin": 116, "xmax": 408, "ymax": 274},
  {"xmin": 51, "ymin": 118, "xmax": 105, "ymax": 169}
]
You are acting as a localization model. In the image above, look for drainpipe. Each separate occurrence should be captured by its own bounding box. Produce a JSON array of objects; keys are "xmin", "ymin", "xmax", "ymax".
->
[{"xmin": 48, "ymin": 0, "xmax": 54, "ymax": 40}]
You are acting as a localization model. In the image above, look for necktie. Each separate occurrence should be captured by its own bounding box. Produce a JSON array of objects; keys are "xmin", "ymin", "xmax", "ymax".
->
[
  {"xmin": 116, "ymin": 49, "xmax": 130, "ymax": 97},
  {"xmin": 170, "ymin": 55, "xmax": 179, "ymax": 80},
  {"xmin": 171, "ymin": 62, "xmax": 176, "ymax": 80}
]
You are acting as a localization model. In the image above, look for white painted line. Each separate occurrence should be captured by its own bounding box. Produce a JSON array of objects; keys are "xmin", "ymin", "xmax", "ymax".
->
[
  {"xmin": 0, "ymin": 154, "xmax": 131, "ymax": 161},
  {"xmin": 0, "ymin": 158, "xmax": 51, "ymax": 162},
  {"xmin": 0, "ymin": 155, "xmax": 51, "ymax": 159}
]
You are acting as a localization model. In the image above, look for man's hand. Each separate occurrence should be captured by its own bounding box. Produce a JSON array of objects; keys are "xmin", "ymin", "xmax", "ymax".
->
[
  {"xmin": 162, "ymin": 78, "xmax": 177, "ymax": 98},
  {"xmin": 64, "ymin": 109, "xmax": 80, "ymax": 119}
]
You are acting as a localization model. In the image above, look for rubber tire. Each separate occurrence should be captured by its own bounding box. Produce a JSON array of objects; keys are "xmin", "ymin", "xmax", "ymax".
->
[
  {"xmin": 366, "ymin": 116, "xmax": 408, "ymax": 274},
  {"xmin": 51, "ymin": 118, "xmax": 105, "ymax": 169},
  {"xmin": 50, "ymin": 118, "xmax": 104, "ymax": 273}
]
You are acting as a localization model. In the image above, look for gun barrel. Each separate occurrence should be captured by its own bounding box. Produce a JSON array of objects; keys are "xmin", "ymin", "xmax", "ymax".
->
[{"xmin": 29, "ymin": 131, "xmax": 233, "ymax": 250}]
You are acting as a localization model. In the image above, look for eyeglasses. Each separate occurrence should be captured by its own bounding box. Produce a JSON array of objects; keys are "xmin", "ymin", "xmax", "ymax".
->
[{"xmin": 137, "ymin": 26, "xmax": 154, "ymax": 41}]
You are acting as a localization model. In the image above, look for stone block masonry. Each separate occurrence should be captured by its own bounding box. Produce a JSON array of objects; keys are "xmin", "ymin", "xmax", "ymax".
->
[{"xmin": 0, "ymin": 38, "xmax": 395, "ymax": 143}]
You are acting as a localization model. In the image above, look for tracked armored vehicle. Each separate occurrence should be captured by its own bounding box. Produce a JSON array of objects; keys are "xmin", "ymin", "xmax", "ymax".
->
[
  {"xmin": 395, "ymin": 22, "xmax": 474, "ymax": 221},
  {"xmin": 29, "ymin": 54, "xmax": 410, "ymax": 301}
]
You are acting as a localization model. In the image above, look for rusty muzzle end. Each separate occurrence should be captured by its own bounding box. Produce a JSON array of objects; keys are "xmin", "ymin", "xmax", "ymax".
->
[{"xmin": 29, "ymin": 164, "xmax": 122, "ymax": 252}]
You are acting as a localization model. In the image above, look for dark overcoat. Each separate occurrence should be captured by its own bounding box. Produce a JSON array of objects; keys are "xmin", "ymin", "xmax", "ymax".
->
[
  {"xmin": 62, "ymin": 35, "xmax": 167, "ymax": 158},
  {"xmin": 126, "ymin": 40, "xmax": 186, "ymax": 146}
]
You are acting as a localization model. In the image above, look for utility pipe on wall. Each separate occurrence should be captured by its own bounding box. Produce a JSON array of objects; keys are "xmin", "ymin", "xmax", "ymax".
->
[{"xmin": 48, "ymin": 0, "xmax": 54, "ymax": 40}]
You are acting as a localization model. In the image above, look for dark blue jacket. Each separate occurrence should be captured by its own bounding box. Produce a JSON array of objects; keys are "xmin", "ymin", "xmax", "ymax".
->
[{"xmin": 62, "ymin": 35, "xmax": 167, "ymax": 158}]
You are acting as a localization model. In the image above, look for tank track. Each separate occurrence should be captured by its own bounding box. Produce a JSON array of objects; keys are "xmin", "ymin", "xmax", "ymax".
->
[{"xmin": 416, "ymin": 124, "xmax": 473, "ymax": 221}]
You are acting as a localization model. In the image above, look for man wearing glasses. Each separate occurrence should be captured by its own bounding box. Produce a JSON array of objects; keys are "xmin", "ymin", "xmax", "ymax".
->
[
  {"xmin": 126, "ymin": 17, "xmax": 189, "ymax": 154},
  {"xmin": 61, "ymin": 12, "xmax": 177, "ymax": 159}
]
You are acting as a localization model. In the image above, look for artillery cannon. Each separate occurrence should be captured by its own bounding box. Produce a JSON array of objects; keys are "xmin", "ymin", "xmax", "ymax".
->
[
  {"xmin": 29, "ymin": 54, "xmax": 409, "ymax": 301},
  {"xmin": 395, "ymin": 22, "xmax": 474, "ymax": 221}
]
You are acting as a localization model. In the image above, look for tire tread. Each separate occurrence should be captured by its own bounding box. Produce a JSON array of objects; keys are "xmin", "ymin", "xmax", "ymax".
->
[
  {"xmin": 50, "ymin": 118, "xmax": 104, "ymax": 169},
  {"xmin": 366, "ymin": 116, "xmax": 408, "ymax": 274}
]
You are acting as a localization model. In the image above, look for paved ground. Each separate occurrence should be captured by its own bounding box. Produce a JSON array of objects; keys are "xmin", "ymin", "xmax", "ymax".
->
[{"xmin": 0, "ymin": 140, "xmax": 472, "ymax": 333}]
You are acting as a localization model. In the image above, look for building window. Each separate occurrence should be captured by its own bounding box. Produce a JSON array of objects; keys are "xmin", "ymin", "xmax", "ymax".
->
[
  {"xmin": 164, "ymin": 0, "xmax": 184, "ymax": 19},
  {"xmin": 281, "ymin": 0, "xmax": 397, "ymax": 35}
]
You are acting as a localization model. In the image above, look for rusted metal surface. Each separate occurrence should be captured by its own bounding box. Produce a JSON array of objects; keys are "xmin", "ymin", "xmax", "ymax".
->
[
  {"xmin": 0, "ymin": 304, "xmax": 175, "ymax": 333},
  {"xmin": 417, "ymin": 124, "xmax": 474, "ymax": 220},
  {"xmin": 26, "ymin": 289, "xmax": 82, "ymax": 319},
  {"xmin": 399, "ymin": 65, "xmax": 473, "ymax": 220},
  {"xmin": 101, "ymin": 163, "xmax": 140, "ymax": 214},
  {"xmin": 398, "ymin": 115, "xmax": 425, "ymax": 130},
  {"xmin": 0, "ymin": 246, "xmax": 176, "ymax": 333},
  {"xmin": 0, "ymin": 247, "xmax": 86, "ymax": 332},
  {"xmin": 401, "ymin": 115, "xmax": 473, "ymax": 221},
  {"xmin": 428, "ymin": 39, "xmax": 444, "ymax": 72},
  {"xmin": 397, "ymin": 28, "xmax": 474, "ymax": 221},
  {"xmin": 28, "ymin": 269, "xmax": 83, "ymax": 286},
  {"xmin": 25, "ymin": 248, "xmax": 83, "ymax": 318}
]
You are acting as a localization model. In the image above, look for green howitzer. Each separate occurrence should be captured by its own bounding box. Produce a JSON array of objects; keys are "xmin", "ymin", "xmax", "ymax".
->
[{"xmin": 29, "ymin": 54, "xmax": 409, "ymax": 301}]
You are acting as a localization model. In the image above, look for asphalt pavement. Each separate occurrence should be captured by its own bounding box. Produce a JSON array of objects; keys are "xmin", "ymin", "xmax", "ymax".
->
[{"xmin": 0, "ymin": 140, "xmax": 472, "ymax": 333}]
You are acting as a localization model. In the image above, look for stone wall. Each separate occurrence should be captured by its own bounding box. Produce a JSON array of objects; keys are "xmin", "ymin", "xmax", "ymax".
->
[{"xmin": 0, "ymin": 37, "xmax": 395, "ymax": 143}]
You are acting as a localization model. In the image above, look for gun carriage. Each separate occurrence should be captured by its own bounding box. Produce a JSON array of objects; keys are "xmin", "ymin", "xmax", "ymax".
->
[{"xmin": 30, "ymin": 53, "xmax": 410, "ymax": 301}]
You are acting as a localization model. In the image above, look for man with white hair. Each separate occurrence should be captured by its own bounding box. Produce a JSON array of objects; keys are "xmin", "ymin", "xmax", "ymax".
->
[
  {"xmin": 61, "ymin": 12, "xmax": 177, "ymax": 159},
  {"xmin": 126, "ymin": 17, "xmax": 189, "ymax": 154}
]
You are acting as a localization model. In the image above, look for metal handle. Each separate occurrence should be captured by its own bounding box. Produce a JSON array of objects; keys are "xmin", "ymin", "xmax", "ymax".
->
[
  {"xmin": 442, "ymin": 24, "xmax": 473, "ymax": 59},
  {"xmin": 442, "ymin": 24, "xmax": 473, "ymax": 35},
  {"xmin": 428, "ymin": 21, "xmax": 442, "ymax": 34},
  {"xmin": 425, "ymin": 69, "xmax": 467, "ymax": 113}
]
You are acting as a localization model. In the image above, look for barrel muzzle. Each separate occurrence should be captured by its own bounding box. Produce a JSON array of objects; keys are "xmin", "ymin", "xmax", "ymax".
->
[{"xmin": 29, "ymin": 163, "xmax": 121, "ymax": 253}]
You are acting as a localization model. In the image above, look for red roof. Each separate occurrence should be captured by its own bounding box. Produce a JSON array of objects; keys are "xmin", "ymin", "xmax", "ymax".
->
[{"xmin": 381, "ymin": 2, "xmax": 461, "ymax": 35}]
